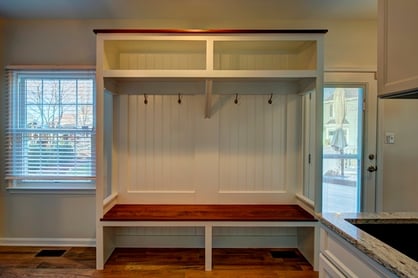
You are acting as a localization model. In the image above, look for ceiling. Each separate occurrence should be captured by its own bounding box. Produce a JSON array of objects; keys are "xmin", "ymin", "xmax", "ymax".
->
[{"xmin": 0, "ymin": 0, "xmax": 377, "ymax": 21}]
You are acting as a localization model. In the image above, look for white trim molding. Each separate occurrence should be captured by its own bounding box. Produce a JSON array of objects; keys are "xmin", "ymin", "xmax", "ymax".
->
[{"xmin": 0, "ymin": 237, "xmax": 96, "ymax": 247}]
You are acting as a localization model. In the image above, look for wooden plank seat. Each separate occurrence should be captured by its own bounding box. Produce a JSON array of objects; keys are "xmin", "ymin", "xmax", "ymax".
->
[
  {"xmin": 99, "ymin": 204, "xmax": 317, "ymax": 271},
  {"xmin": 101, "ymin": 204, "xmax": 316, "ymax": 222}
]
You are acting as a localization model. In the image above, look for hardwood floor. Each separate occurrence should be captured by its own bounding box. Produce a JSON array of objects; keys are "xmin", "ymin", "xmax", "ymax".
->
[{"xmin": 0, "ymin": 246, "xmax": 318, "ymax": 277}]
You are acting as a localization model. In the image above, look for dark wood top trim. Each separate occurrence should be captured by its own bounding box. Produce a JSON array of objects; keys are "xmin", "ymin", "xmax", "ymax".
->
[
  {"xmin": 93, "ymin": 29, "xmax": 328, "ymax": 34},
  {"xmin": 101, "ymin": 204, "xmax": 316, "ymax": 222}
]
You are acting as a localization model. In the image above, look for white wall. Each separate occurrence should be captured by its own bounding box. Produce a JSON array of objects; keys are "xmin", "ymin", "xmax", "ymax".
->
[
  {"xmin": 379, "ymin": 99, "xmax": 418, "ymax": 211},
  {"xmin": 1, "ymin": 19, "xmax": 377, "ymax": 68},
  {"xmin": 0, "ymin": 18, "xmax": 377, "ymax": 244}
]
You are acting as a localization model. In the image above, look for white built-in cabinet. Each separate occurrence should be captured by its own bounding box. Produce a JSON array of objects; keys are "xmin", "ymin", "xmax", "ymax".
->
[
  {"xmin": 96, "ymin": 30, "xmax": 326, "ymax": 213},
  {"xmin": 95, "ymin": 29, "xmax": 326, "ymax": 212},
  {"xmin": 378, "ymin": 0, "xmax": 418, "ymax": 97},
  {"xmin": 319, "ymin": 226, "xmax": 397, "ymax": 277},
  {"xmin": 94, "ymin": 29, "xmax": 326, "ymax": 269}
]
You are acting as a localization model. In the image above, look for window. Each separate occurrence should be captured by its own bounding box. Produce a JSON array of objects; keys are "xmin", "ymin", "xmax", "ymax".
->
[{"xmin": 5, "ymin": 68, "xmax": 96, "ymax": 189}]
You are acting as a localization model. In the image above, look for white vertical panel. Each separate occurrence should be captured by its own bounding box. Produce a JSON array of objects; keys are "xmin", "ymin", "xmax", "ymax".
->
[
  {"xmin": 130, "ymin": 54, "xmax": 139, "ymax": 69},
  {"xmin": 254, "ymin": 96, "xmax": 264, "ymax": 190},
  {"xmin": 263, "ymin": 95, "xmax": 273, "ymax": 190},
  {"xmin": 116, "ymin": 95, "xmax": 130, "ymax": 193},
  {"xmin": 127, "ymin": 95, "xmax": 137, "ymax": 190},
  {"xmin": 117, "ymin": 93, "xmax": 291, "ymax": 195},
  {"xmin": 136, "ymin": 95, "xmax": 146, "ymax": 189},
  {"xmin": 146, "ymin": 95, "xmax": 156, "ymax": 189},
  {"xmin": 153, "ymin": 95, "xmax": 163, "ymax": 189},
  {"xmin": 137, "ymin": 54, "xmax": 147, "ymax": 69},
  {"xmin": 120, "ymin": 94, "xmax": 196, "ymax": 192},
  {"xmin": 219, "ymin": 94, "xmax": 287, "ymax": 192},
  {"xmin": 119, "ymin": 53, "xmax": 205, "ymax": 70},
  {"xmin": 154, "ymin": 54, "xmax": 164, "ymax": 69},
  {"xmin": 119, "ymin": 53, "xmax": 129, "ymax": 69},
  {"xmin": 162, "ymin": 96, "xmax": 172, "ymax": 188},
  {"xmin": 274, "ymin": 95, "xmax": 287, "ymax": 188},
  {"xmin": 246, "ymin": 97, "xmax": 256, "ymax": 190},
  {"xmin": 119, "ymin": 53, "xmax": 140, "ymax": 69},
  {"xmin": 217, "ymin": 53, "xmax": 297, "ymax": 70},
  {"xmin": 237, "ymin": 96, "xmax": 248, "ymax": 190},
  {"xmin": 219, "ymin": 95, "xmax": 232, "ymax": 190}
]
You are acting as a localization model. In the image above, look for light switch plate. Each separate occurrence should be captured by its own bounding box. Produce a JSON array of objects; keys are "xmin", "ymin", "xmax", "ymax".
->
[{"xmin": 385, "ymin": 132, "xmax": 395, "ymax": 144}]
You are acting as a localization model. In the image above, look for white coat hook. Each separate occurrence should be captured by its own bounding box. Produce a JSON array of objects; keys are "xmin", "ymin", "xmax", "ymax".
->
[
  {"xmin": 234, "ymin": 93, "xmax": 239, "ymax": 104},
  {"xmin": 178, "ymin": 93, "xmax": 182, "ymax": 104},
  {"xmin": 268, "ymin": 94, "xmax": 273, "ymax": 104},
  {"xmin": 144, "ymin": 94, "xmax": 148, "ymax": 104}
]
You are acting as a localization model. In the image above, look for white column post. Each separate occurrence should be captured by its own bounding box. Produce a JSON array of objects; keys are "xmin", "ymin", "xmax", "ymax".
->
[{"xmin": 205, "ymin": 224, "xmax": 213, "ymax": 271}]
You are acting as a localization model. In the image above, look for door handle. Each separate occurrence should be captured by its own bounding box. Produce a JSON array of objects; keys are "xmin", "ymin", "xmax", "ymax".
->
[{"xmin": 367, "ymin": 166, "xmax": 377, "ymax": 172}]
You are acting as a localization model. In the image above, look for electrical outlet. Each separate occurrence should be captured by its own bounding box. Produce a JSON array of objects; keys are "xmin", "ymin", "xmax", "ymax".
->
[{"xmin": 385, "ymin": 132, "xmax": 395, "ymax": 144}]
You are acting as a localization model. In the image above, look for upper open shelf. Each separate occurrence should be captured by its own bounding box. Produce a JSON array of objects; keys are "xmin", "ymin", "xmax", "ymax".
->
[
  {"xmin": 103, "ymin": 39, "xmax": 207, "ymax": 70},
  {"xmin": 213, "ymin": 40, "xmax": 316, "ymax": 71},
  {"xmin": 96, "ymin": 29, "xmax": 325, "ymax": 78}
]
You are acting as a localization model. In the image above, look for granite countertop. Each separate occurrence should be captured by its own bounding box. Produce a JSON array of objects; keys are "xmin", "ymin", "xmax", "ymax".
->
[{"xmin": 319, "ymin": 212, "xmax": 418, "ymax": 278}]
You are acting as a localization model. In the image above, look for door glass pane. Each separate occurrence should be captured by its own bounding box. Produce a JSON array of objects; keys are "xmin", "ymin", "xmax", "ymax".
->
[{"xmin": 322, "ymin": 87, "xmax": 363, "ymax": 213}]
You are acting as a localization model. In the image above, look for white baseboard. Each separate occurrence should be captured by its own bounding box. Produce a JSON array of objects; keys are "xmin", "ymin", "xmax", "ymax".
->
[{"xmin": 0, "ymin": 237, "xmax": 96, "ymax": 247}]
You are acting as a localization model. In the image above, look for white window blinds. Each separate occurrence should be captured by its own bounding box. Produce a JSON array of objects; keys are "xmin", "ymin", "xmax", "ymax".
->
[{"xmin": 5, "ymin": 67, "xmax": 96, "ymax": 183}]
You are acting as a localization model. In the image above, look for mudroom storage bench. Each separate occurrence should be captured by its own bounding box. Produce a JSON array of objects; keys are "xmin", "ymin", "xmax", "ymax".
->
[{"xmin": 94, "ymin": 29, "xmax": 326, "ymax": 270}]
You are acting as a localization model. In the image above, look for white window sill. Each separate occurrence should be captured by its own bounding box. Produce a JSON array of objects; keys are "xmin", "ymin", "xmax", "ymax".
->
[{"xmin": 6, "ymin": 185, "xmax": 95, "ymax": 195}]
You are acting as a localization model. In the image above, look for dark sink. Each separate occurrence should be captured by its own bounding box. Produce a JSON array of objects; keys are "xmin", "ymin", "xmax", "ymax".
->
[{"xmin": 351, "ymin": 223, "xmax": 418, "ymax": 262}]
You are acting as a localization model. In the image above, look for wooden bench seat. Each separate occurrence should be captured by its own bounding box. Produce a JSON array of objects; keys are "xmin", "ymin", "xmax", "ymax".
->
[
  {"xmin": 101, "ymin": 204, "xmax": 316, "ymax": 222},
  {"xmin": 98, "ymin": 204, "xmax": 317, "ymax": 271}
]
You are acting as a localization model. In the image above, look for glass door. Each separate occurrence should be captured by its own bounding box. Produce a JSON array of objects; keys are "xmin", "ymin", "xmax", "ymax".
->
[
  {"xmin": 322, "ymin": 72, "xmax": 378, "ymax": 213},
  {"xmin": 322, "ymin": 87, "xmax": 363, "ymax": 212}
]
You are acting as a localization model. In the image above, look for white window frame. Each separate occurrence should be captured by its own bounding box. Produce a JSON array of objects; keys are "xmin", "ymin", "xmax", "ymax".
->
[{"xmin": 5, "ymin": 66, "xmax": 96, "ymax": 191}]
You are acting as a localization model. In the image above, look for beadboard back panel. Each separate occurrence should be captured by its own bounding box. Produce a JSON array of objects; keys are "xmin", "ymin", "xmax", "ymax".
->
[
  {"xmin": 114, "ymin": 93, "xmax": 300, "ymax": 203},
  {"xmin": 115, "ymin": 94, "xmax": 198, "ymax": 193},
  {"xmin": 218, "ymin": 94, "xmax": 287, "ymax": 192},
  {"xmin": 119, "ymin": 53, "xmax": 206, "ymax": 70}
]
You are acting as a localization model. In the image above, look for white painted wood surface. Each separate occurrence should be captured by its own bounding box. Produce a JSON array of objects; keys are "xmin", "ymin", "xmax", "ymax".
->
[
  {"xmin": 95, "ymin": 31, "xmax": 325, "ymax": 270},
  {"xmin": 218, "ymin": 94, "xmax": 287, "ymax": 192},
  {"xmin": 113, "ymin": 93, "xmax": 299, "ymax": 203},
  {"xmin": 97, "ymin": 220, "xmax": 317, "ymax": 270},
  {"xmin": 378, "ymin": 0, "xmax": 418, "ymax": 96},
  {"xmin": 319, "ymin": 226, "xmax": 398, "ymax": 278}
]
